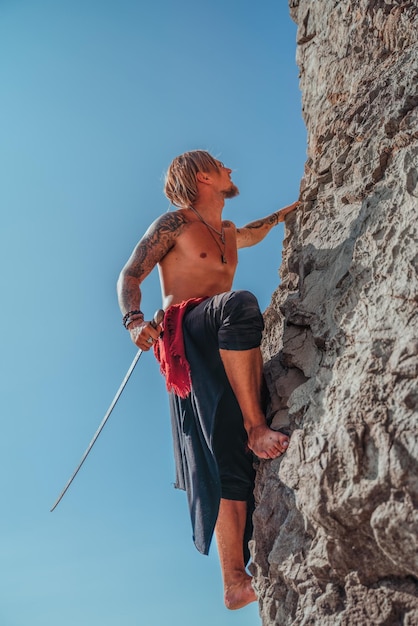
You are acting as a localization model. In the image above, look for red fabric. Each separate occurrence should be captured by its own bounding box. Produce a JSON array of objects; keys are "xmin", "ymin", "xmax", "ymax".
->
[{"xmin": 154, "ymin": 297, "xmax": 208, "ymax": 398}]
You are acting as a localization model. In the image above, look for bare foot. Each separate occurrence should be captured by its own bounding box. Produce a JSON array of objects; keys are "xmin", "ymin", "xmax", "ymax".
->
[
  {"xmin": 247, "ymin": 424, "xmax": 289, "ymax": 459},
  {"xmin": 224, "ymin": 573, "xmax": 257, "ymax": 610}
]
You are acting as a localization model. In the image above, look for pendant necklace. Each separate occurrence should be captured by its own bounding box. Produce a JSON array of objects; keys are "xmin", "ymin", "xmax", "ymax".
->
[{"xmin": 189, "ymin": 206, "xmax": 227, "ymax": 264}]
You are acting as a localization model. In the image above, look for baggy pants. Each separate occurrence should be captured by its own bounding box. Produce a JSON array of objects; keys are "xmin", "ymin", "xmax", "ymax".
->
[{"xmin": 168, "ymin": 290, "xmax": 264, "ymax": 557}]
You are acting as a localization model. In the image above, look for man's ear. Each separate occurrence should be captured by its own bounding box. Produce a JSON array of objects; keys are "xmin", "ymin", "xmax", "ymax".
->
[{"xmin": 196, "ymin": 171, "xmax": 211, "ymax": 184}]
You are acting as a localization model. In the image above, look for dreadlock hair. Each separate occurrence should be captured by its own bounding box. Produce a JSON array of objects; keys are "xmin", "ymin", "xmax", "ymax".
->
[{"xmin": 164, "ymin": 150, "xmax": 220, "ymax": 209}]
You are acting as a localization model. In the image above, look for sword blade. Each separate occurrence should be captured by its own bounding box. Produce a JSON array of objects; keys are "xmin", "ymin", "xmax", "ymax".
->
[
  {"xmin": 50, "ymin": 309, "xmax": 164, "ymax": 512},
  {"xmin": 50, "ymin": 347, "xmax": 144, "ymax": 512}
]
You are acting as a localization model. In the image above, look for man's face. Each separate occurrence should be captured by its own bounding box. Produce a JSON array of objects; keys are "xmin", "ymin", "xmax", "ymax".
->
[{"xmin": 213, "ymin": 161, "xmax": 240, "ymax": 199}]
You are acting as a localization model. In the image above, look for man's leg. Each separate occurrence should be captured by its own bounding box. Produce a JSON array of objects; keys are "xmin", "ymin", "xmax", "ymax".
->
[
  {"xmin": 220, "ymin": 346, "xmax": 289, "ymax": 459},
  {"xmin": 182, "ymin": 291, "xmax": 290, "ymax": 602},
  {"xmin": 215, "ymin": 498, "xmax": 257, "ymax": 610}
]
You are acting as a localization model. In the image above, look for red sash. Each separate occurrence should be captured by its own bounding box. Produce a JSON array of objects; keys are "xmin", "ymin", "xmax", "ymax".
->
[{"xmin": 154, "ymin": 297, "xmax": 208, "ymax": 398}]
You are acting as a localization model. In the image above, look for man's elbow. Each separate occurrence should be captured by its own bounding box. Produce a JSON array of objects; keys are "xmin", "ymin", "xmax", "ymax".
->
[
  {"xmin": 118, "ymin": 267, "xmax": 142, "ymax": 289},
  {"xmin": 116, "ymin": 268, "xmax": 131, "ymax": 296}
]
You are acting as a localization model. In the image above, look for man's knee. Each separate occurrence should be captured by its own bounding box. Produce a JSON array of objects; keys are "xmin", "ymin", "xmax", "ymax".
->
[
  {"xmin": 217, "ymin": 290, "xmax": 264, "ymax": 350},
  {"xmin": 226, "ymin": 289, "xmax": 258, "ymax": 309}
]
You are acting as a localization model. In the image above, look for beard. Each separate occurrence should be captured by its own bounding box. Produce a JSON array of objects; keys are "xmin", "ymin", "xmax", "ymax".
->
[{"xmin": 222, "ymin": 182, "xmax": 240, "ymax": 199}]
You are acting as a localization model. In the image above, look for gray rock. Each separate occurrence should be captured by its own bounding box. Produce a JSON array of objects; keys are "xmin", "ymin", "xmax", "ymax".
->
[{"xmin": 254, "ymin": 1, "xmax": 418, "ymax": 623}]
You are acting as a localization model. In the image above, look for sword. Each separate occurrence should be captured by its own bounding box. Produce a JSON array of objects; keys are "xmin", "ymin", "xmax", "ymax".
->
[{"xmin": 50, "ymin": 309, "xmax": 165, "ymax": 512}]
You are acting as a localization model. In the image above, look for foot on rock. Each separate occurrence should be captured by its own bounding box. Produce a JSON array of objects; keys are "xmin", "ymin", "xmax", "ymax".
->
[{"xmin": 247, "ymin": 424, "xmax": 289, "ymax": 459}]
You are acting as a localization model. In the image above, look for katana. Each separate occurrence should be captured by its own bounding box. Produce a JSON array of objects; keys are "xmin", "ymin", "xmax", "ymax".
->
[{"xmin": 50, "ymin": 309, "xmax": 164, "ymax": 512}]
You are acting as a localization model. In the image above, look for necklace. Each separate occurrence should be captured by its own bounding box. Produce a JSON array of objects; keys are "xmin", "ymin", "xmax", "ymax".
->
[{"xmin": 189, "ymin": 206, "xmax": 227, "ymax": 264}]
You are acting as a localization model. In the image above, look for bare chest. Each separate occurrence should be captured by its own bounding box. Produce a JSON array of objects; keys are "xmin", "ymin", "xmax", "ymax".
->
[{"xmin": 168, "ymin": 221, "xmax": 238, "ymax": 268}]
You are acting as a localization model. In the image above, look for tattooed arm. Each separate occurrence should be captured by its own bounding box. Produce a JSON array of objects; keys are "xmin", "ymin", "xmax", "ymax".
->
[
  {"xmin": 117, "ymin": 211, "xmax": 187, "ymax": 349},
  {"xmin": 236, "ymin": 201, "xmax": 300, "ymax": 249}
]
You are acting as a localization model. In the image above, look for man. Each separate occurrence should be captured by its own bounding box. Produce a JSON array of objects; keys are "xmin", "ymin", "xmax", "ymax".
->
[{"xmin": 117, "ymin": 150, "xmax": 299, "ymax": 610}]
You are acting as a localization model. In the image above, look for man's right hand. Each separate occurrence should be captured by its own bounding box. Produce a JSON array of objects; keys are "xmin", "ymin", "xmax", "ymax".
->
[{"xmin": 129, "ymin": 319, "xmax": 162, "ymax": 350}]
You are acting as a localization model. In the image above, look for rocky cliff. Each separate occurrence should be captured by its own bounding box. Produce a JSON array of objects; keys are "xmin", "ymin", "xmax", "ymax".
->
[{"xmin": 252, "ymin": 2, "xmax": 418, "ymax": 624}]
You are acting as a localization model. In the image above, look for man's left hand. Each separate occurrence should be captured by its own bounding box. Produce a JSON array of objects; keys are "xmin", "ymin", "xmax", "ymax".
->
[{"xmin": 275, "ymin": 200, "xmax": 300, "ymax": 223}]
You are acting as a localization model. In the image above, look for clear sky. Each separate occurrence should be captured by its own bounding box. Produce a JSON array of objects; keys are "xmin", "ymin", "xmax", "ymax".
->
[{"xmin": 0, "ymin": 1, "xmax": 306, "ymax": 625}]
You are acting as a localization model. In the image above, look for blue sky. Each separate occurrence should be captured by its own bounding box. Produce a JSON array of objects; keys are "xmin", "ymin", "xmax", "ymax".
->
[{"xmin": 0, "ymin": 1, "xmax": 306, "ymax": 624}]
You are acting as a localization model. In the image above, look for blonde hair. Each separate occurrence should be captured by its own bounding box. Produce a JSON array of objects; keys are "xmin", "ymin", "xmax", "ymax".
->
[{"xmin": 164, "ymin": 150, "xmax": 220, "ymax": 208}]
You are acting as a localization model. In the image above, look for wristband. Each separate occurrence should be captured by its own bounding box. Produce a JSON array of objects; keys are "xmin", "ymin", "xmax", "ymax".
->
[{"xmin": 122, "ymin": 310, "xmax": 144, "ymax": 329}]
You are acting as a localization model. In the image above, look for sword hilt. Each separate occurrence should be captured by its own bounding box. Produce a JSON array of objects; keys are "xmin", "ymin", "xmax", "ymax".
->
[{"xmin": 150, "ymin": 309, "xmax": 164, "ymax": 330}]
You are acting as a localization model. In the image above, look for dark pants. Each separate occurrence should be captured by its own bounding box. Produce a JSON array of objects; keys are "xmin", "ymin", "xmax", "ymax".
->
[
  {"xmin": 168, "ymin": 290, "xmax": 264, "ymax": 556},
  {"xmin": 183, "ymin": 290, "xmax": 264, "ymax": 500}
]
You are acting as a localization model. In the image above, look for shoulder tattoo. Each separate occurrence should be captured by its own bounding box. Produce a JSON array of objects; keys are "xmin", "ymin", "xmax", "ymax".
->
[{"xmin": 127, "ymin": 212, "xmax": 188, "ymax": 280}]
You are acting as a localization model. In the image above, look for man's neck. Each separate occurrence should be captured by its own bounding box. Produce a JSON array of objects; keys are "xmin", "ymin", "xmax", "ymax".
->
[{"xmin": 192, "ymin": 195, "xmax": 225, "ymax": 225}]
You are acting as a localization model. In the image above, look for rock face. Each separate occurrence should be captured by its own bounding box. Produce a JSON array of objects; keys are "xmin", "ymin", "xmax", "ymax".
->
[{"xmin": 252, "ymin": 2, "xmax": 418, "ymax": 624}]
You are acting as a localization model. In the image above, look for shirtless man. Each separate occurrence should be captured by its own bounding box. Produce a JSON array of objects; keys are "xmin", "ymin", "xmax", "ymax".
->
[{"xmin": 117, "ymin": 150, "xmax": 298, "ymax": 610}]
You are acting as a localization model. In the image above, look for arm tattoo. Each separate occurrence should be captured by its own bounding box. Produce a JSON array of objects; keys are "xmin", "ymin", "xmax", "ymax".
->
[
  {"xmin": 241, "ymin": 214, "xmax": 278, "ymax": 230},
  {"xmin": 118, "ymin": 212, "xmax": 187, "ymax": 310},
  {"xmin": 236, "ymin": 212, "xmax": 278, "ymax": 248},
  {"xmin": 126, "ymin": 212, "xmax": 187, "ymax": 280}
]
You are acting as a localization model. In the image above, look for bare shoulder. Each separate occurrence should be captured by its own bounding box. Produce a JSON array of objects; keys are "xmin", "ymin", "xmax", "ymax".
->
[
  {"xmin": 145, "ymin": 209, "xmax": 189, "ymax": 239},
  {"xmin": 142, "ymin": 209, "xmax": 192, "ymax": 253},
  {"xmin": 122, "ymin": 210, "xmax": 189, "ymax": 280},
  {"xmin": 222, "ymin": 220, "xmax": 237, "ymax": 233}
]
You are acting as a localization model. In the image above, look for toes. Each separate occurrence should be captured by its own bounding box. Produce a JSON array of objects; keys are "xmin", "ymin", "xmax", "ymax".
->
[
  {"xmin": 271, "ymin": 440, "xmax": 287, "ymax": 454},
  {"xmin": 263, "ymin": 447, "xmax": 283, "ymax": 460},
  {"xmin": 248, "ymin": 430, "xmax": 290, "ymax": 459},
  {"xmin": 272, "ymin": 435, "xmax": 289, "ymax": 452},
  {"xmin": 259, "ymin": 451, "xmax": 271, "ymax": 459}
]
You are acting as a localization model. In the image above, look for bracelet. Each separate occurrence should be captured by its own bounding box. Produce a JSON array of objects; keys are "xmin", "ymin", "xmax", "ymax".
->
[
  {"xmin": 122, "ymin": 310, "xmax": 144, "ymax": 329},
  {"xmin": 125, "ymin": 316, "xmax": 144, "ymax": 329},
  {"xmin": 124, "ymin": 313, "xmax": 144, "ymax": 329}
]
